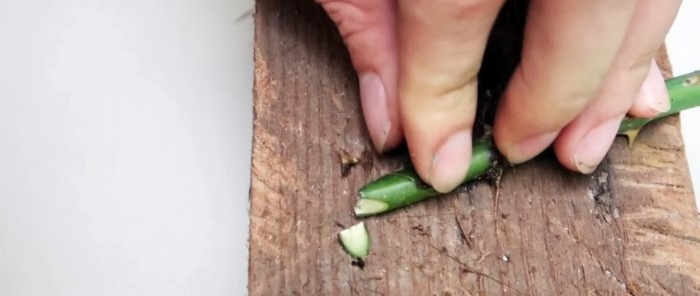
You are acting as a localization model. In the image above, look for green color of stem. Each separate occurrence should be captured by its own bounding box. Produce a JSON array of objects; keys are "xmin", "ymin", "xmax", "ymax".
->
[
  {"xmin": 355, "ymin": 70, "xmax": 700, "ymax": 218},
  {"xmin": 355, "ymin": 142, "xmax": 494, "ymax": 217},
  {"xmin": 619, "ymin": 70, "xmax": 700, "ymax": 133}
]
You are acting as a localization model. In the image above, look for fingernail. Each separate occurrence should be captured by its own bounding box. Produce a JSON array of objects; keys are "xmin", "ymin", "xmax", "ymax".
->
[
  {"xmin": 505, "ymin": 131, "xmax": 559, "ymax": 164},
  {"xmin": 639, "ymin": 65, "xmax": 670, "ymax": 113},
  {"xmin": 430, "ymin": 130, "xmax": 472, "ymax": 193},
  {"xmin": 573, "ymin": 116, "xmax": 622, "ymax": 174},
  {"xmin": 359, "ymin": 72, "xmax": 392, "ymax": 152}
]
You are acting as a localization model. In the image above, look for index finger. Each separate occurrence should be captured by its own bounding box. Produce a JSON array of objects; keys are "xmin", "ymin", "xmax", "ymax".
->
[{"xmin": 493, "ymin": 0, "xmax": 638, "ymax": 164}]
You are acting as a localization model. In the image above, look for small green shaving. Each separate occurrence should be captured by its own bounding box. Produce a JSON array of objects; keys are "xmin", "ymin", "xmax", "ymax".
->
[{"xmin": 338, "ymin": 222, "xmax": 370, "ymax": 258}]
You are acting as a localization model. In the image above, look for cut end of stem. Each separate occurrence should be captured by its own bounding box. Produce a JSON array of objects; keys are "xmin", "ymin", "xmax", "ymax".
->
[
  {"xmin": 338, "ymin": 222, "xmax": 370, "ymax": 258},
  {"xmin": 353, "ymin": 199, "xmax": 390, "ymax": 217}
]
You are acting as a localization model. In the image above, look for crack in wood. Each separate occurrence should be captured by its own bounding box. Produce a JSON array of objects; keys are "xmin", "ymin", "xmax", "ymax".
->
[
  {"xmin": 589, "ymin": 160, "xmax": 620, "ymax": 224},
  {"xmin": 635, "ymin": 220, "xmax": 700, "ymax": 245},
  {"xmin": 649, "ymin": 273, "xmax": 677, "ymax": 296},
  {"xmin": 455, "ymin": 215, "xmax": 469, "ymax": 246},
  {"xmin": 540, "ymin": 199, "xmax": 563, "ymax": 295},
  {"xmin": 488, "ymin": 164, "xmax": 512, "ymax": 291},
  {"xmin": 515, "ymin": 193, "xmax": 536, "ymax": 296},
  {"xmin": 389, "ymin": 224, "xmax": 531, "ymax": 296},
  {"xmin": 594, "ymin": 259, "xmax": 634, "ymax": 295}
]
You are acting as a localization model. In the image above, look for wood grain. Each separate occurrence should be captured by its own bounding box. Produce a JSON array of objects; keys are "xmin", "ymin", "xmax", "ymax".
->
[{"xmin": 248, "ymin": 0, "xmax": 700, "ymax": 295}]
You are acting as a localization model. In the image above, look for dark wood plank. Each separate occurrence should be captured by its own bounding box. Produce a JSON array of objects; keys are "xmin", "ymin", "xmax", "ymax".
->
[{"xmin": 248, "ymin": 1, "xmax": 700, "ymax": 295}]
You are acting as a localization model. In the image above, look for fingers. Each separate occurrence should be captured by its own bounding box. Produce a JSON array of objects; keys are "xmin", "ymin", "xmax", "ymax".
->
[
  {"xmin": 628, "ymin": 61, "xmax": 671, "ymax": 118},
  {"xmin": 551, "ymin": 63, "xmax": 668, "ymax": 174},
  {"xmin": 324, "ymin": 0, "xmax": 679, "ymax": 191},
  {"xmin": 396, "ymin": 0, "xmax": 504, "ymax": 193},
  {"xmin": 317, "ymin": 0, "xmax": 403, "ymax": 152},
  {"xmin": 552, "ymin": 0, "xmax": 681, "ymax": 173},
  {"xmin": 493, "ymin": 0, "xmax": 638, "ymax": 164}
]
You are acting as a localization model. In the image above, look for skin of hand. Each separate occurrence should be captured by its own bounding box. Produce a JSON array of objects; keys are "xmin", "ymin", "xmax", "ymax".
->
[{"xmin": 317, "ymin": 0, "xmax": 682, "ymax": 193}]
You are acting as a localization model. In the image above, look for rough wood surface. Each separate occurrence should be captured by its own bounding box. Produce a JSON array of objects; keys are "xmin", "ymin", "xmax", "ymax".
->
[{"xmin": 248, "ymin": 0, "xmax": 700, "ymax": 295}]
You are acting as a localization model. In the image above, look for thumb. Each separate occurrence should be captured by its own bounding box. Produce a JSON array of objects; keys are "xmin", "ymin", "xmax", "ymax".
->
[{"xmin": 397, "ymin": 0, "xmax": 504, "ymax": 193}]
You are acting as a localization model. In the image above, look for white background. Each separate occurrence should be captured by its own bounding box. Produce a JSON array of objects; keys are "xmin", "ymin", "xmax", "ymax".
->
[
  {"xmin": 0, "ymin": 1, "xmax": 697, "ymax": 296},
  {"xmin": 668, "ymin": 1, "xmax": 700, "ymax": 205},
  {"xmin": 0, "ymin": 0, "xmax": 253, "ymax": 295}
]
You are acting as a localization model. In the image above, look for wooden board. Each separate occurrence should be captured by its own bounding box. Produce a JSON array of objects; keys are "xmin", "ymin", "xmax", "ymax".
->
[{"xmin": 248, "ymin": 0, "xmax": 700, "ymax": 295}]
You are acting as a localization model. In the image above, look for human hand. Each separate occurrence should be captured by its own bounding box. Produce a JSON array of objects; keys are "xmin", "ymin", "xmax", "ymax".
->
[{"xmin": 317, "ymin": 0, "xmax": 682, "ymax": 193}]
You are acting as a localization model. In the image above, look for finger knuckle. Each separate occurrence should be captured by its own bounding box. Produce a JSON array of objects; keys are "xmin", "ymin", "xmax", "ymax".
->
[
  {"xmin": 318, "ymin": 1, "xmax": 374, "ymax": 40},
  {"xmin": 625, "ymin": 51, "xmax": 656, "ymax": 77}
]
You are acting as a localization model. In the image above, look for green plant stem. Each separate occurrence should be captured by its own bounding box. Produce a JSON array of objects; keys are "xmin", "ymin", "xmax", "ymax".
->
[
  {"xmin": 355, "ymin": 70, "xmax": 700, "ymax": 218},
  {"xmin": 619, "ymin": 71, "xmax": 700, "ymax": 133}
]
